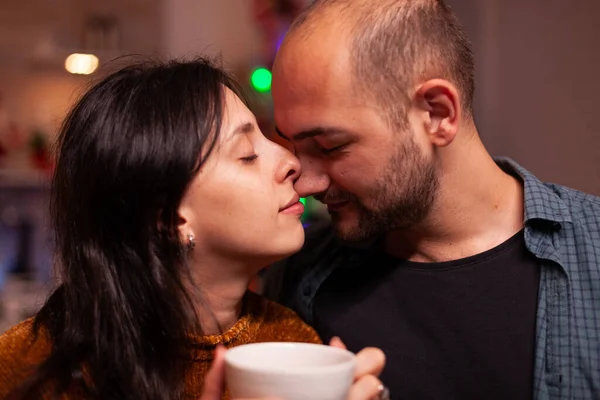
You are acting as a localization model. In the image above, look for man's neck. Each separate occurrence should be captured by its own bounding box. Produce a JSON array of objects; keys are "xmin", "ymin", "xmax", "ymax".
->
[{"xmin": 385, "ymin": 136, "xmax": 524, "ymax": 263}]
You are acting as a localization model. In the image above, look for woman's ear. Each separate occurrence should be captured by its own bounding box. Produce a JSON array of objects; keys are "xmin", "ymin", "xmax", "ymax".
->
[{"xmin": 177, "ymin": 203, "xmax": 194, "ymax": 248}]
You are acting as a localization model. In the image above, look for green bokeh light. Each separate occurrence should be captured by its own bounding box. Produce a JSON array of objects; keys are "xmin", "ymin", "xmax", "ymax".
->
[
  {"xmin": 251, "ymin": 68, "xmax": 272, "ymax": 92},
  {"xmin": 300, "ymin": 197, "xmax": 307, "ymax": 222}
]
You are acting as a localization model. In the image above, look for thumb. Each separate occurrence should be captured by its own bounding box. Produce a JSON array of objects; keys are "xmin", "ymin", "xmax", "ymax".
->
[
  {"xmin": 329, "ymin": 336, "xmax": 347, "ymax": 350},
  {"xmin": 200, "ymin": 345, "xmax": 227, "ymax": 400}
]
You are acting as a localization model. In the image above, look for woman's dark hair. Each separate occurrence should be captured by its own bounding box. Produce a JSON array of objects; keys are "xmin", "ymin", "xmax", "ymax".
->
[{"xmin": 14, "ymin": 57, "xmax": 246, "ymax": 399}]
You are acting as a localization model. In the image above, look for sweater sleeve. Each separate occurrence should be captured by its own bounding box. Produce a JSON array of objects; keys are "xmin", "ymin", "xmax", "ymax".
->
[{"xmin": 0, "ymin": 318, "xmax": 52, "ymax": 399}]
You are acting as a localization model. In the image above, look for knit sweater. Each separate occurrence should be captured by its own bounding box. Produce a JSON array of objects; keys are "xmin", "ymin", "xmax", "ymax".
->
[{"xmin": 0, "ymin": 291, "xmax": 322, "ymax": 399}]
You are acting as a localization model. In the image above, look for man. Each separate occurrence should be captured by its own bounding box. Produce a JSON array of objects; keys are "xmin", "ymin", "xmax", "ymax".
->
[{"xmin": 264, "ymin": 0, "xmax": 600, "ymax": 399}]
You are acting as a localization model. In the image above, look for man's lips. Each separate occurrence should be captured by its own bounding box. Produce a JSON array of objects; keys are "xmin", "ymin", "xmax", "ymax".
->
[{"xmin": 324, "ymin": 201, "xmax": 350, "ymax": 211}]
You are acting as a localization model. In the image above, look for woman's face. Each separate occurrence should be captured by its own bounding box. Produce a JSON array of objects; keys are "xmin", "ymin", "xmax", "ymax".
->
[{"xmin": 178, "ymin": 88, "xmax": 305, "ymax": 270}]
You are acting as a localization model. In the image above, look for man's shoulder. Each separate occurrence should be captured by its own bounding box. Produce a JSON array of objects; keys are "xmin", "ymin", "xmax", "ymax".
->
[
  {"xmin": 496, "ymin": 157, "xmax": 600, "ymax": 227},
  {"xmin": 262, "ymin": 220, "xmax": 343, "ymax": 305},
  {"xmin": 551, "ymin": 183, "xmax": 600, "ymax": 216},
  {"xmin": 299, "ymin": 220, "xmax": 340, "ymax": 256},
  {"xmin": 277, "ymin": 220, "xmax": 340, "ymax": 268},
  {"xmin": 542, "ymin": 182, "xmax": 600, "ymax": 229},
  {"xmin": 525, "ymin": 177, "xmax": 600, "ymax": 267}
]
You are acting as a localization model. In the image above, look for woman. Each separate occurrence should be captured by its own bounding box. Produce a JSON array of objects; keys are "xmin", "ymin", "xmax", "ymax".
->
[{"xmin": 0, "ymin": 59, "xmax": 385, "ymax": 399}]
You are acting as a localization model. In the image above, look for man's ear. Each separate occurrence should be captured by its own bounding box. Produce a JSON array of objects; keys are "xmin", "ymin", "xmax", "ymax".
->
[{"xmin": 414, "ymin": 79, "xmax": 461, "ymax": 147}]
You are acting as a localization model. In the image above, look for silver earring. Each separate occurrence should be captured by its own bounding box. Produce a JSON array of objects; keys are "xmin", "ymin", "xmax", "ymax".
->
[{"xmin": 187, "ymin": 233, "xmax": 196, "ymax": 250}]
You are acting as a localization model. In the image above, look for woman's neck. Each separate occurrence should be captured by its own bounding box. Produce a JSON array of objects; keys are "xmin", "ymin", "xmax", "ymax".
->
[
  {"xmin": 187, "ymin": 255, "xmax": 258, "ymax": 335},
  {"xmin": 196, "ymin": 284, "xmax": 247, "ymax": 335}
]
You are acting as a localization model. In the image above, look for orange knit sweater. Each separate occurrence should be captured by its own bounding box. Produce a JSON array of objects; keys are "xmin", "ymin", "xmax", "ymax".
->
[{"xmin": 0, "ymin": 291, "xmax": 322, "ymax": 399}]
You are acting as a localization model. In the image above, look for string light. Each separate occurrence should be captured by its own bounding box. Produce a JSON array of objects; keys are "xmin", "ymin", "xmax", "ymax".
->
[
  {"xmin": 65, "ymin": 53, "xmax": 99, "ymax": 75},
  {"xmin": 250, "ymin": 67, "xmax": 272, "ymax": 92}
]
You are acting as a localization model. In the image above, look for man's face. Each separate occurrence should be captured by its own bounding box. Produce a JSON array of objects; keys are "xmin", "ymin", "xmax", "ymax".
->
[{"xmin": 272, "ymin": 32, "xmax": 439, "ymax": 241}]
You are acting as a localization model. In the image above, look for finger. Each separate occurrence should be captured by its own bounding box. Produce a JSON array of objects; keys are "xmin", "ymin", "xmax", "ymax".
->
[
  {"xmin": 233, "ymin": 398, "xmax": 282, "ymax": 400},
  {"xmin": 200, "ymin": 345, "xmax": 227, "ymax": 400},
  {"xmin": 346, "ymin": 375, "xmax": 383, "ymax": 400},
  {"xmin": 354, "ymin": 347, "xmax": 386, "ymax": 379},
  {"xmin": 329, "ymin": 336, "xmax": 347, "ymax": 349},
  {"xmin": 231, "ymin": 397, "xmax": 282, "ymax": 400}
]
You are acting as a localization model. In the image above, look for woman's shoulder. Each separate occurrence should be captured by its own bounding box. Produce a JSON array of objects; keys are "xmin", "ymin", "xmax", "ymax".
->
[
  {"xmin": 246, "ymin": 291, "xmax": 322, "ymax": 345},
  {"xmin": 0, "ymin": 318, "xmax": 52, "ymax": 395},
  {"xmin": 0, "ymin": 317, "xmax": 51, "ymax": 357}
]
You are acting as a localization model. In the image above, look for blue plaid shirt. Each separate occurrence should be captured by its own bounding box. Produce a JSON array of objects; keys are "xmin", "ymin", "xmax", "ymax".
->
[{"xmin": 264, "ymin": 158, "xmax": 600, "ymax": 400}]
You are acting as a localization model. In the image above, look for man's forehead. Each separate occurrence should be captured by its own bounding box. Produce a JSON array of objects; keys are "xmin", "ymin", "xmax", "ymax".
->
[
  {"xmin": 273, "ymin": 54, "xmax": 354, "ymax": 106},
  {"xmin": 275, "ymin": 22, "xmax": 351, "ymax": 83},
  {"xmin": 272, "ymin": 27, "xmax": 366, "ymax": 134}
]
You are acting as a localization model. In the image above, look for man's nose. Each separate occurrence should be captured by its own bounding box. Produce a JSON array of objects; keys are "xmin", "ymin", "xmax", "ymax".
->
[{"xmin": 294, "ymin": 168, "xmax": 330, "ymax": 198}]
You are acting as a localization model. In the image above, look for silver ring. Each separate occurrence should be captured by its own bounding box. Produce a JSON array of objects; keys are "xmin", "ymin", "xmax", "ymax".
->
[{"xmin": 377, "ymin": 384, "xmax": 391, "ymax": 400}]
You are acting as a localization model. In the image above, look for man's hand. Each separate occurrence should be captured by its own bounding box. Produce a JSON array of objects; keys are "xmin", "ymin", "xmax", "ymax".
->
[{"xmin": 329, "ymin": 337, "xmax": 387, "ymax": 400}]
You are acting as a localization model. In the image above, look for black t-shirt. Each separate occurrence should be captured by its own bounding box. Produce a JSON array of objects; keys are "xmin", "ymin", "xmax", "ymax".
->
[{"xmin": 313, "ymin": 230, "xmax": 540, "ymax": 400}]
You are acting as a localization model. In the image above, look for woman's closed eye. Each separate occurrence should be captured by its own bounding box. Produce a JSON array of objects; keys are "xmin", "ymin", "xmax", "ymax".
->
[{"xmin": 240, "ymin": 154, "xmax": 258, "ymax": 163}]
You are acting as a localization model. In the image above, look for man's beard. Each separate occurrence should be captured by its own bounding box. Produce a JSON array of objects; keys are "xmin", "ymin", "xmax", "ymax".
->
[{"xmin": 318, "ymin": 137, "xmax": 439, "ymax": 242}]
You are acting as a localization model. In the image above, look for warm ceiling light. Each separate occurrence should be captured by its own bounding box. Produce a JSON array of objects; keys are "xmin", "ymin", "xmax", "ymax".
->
[{"xmin": 65, "ymin": 53, "xmax": 99, "ymax": 75}]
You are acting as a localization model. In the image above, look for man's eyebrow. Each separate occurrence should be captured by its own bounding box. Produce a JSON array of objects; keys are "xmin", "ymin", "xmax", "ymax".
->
[
  {"xmin": 275, "ymin": 126, "xmax": 344, "ymax": 141},
  {"xmin": 275, "ymin": 127, "xmax": 288, "ymax": 141}
]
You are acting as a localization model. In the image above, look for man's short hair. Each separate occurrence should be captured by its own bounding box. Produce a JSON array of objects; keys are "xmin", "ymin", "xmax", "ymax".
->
[{"xmin": 286, "ymin": 0, "xmax": 475, "ymax": 127}]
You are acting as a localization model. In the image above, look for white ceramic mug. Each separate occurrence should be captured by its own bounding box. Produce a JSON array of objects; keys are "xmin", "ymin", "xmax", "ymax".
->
[{"xmin": 224, "ymin": 342, "xmax": 356, "ymax": 400}]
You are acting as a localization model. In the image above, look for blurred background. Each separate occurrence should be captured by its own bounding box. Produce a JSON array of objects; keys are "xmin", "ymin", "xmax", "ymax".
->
[{"xmin": 1, "ymin": 0, "xmax": 599, "ymax": 332}]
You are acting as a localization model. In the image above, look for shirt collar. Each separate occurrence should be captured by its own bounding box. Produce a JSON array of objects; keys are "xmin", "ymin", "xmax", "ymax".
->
[{"xmin": 494, "ymin": 156, "xmax": 572, "ymax": 225}]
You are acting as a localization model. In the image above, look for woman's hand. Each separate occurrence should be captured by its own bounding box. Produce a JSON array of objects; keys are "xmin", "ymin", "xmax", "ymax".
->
[
  {"xmin": 200, "ymin": 345, "xmax": 281, "ymax": 400},
  {"xmin": 199, "ymin": 345, "xmax": 227, "ymax": 400},
  {"xmin": 329, "ymin": 337, "xmax": 387, "ymax": 400}
]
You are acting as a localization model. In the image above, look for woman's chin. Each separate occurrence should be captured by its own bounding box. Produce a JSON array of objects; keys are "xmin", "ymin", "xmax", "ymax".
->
[
  {"xmin": 285, "ymin": 222, "xmax": 306, "ymax": 252},
  {"xmin": 263, "ymin": 226, "xmax": 306, "ymax": 264}
]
